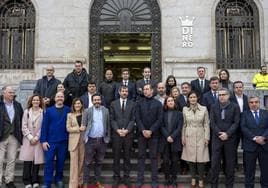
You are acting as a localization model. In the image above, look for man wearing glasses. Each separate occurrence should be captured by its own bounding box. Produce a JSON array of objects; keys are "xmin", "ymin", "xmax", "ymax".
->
[
  {"xmin": 34, "ymin": 65, "xmax": 61, "ymax": 107},
  {"xmin": 209, "ymin": 88, "xmax": 240, "ymax": 188}
]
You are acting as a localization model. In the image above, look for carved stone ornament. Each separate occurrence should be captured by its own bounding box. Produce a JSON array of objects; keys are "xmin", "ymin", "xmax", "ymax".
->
[{"xmin": 89, "ymin": 0, "xmax": 162, "ymax": 82}]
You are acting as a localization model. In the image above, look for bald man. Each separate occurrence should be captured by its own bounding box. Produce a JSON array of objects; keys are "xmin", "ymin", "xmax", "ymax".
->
[
  {"xmin": 34, "ymin": 65, "xmax": 61, "ymax": 107},
  {"xmin": 40, "ymin": 92, "xmax": 70, "ymax": 188}
]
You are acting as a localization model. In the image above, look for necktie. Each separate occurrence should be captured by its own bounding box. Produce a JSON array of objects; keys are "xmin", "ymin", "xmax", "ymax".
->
[
  {"xmin": 124, "ymin": 81, "xmax": 127, "ymax": 86},
  {"xmin": 122, "ymin": 100, "xmax": 125, "ymax": 112},
  {"xmin": 213, "ymin": 91, "xmax": 217, "ymax": 100},
  {"xmin": 200, "ymin": 80, "xmax": 204, "ymax": 91},
  {"xmin": 254, "ymin": 111, "xmax": 260, "ymax": 125},
  {"xmin": 146, "ymin": 79, "xmax": 149, "ymax": 84}
]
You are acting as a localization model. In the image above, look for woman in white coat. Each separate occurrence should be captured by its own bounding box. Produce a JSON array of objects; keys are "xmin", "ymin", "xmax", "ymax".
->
[{"xmin": 19, "ymin": 95, "xmax": 44, "ymax": 188}]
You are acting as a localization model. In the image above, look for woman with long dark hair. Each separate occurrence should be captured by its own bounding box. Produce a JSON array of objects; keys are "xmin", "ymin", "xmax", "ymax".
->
[
  {"xmin": 66, "ymin": 98, "xmax": 86, "ymax": 188},
  {"xmin": 219, "ymin": 68, "xmax": 233, "ymax": 91},
  {"xmin": 165, "ymin": 75, "xmax": 177, "ymax": 96},
  {"xmin": 181, "ymin": 91, "xmax": 210, "ymax": 188},
  {"xmin": 160, "ymin": 96, "xmax": 183, "ymax": 187}
]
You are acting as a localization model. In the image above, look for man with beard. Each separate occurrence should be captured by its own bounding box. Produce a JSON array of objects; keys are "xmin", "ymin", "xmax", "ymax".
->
[
  {"xmin": 63, "ymin": 60, "xmax": 91, "ymax": 101},
  {"xmin": 40, "ymin": 92, "xmax": 70, "ymax": 188},
  {"xmin": 110, "ymin": 86, "xmax": 135, "ymax": 188},
  {"xmin": 82, "ymin": 94, "xmax": 110, "ymax": 188}
]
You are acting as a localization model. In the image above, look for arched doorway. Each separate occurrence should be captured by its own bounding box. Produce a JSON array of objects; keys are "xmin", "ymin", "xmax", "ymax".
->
[
  {"xmin": 215, "ymin": 0, "xmax": 261, "ymax": 69},
  {"xmin": 89, "ymin": 0, "xmax": 161, "ymax": 82}
]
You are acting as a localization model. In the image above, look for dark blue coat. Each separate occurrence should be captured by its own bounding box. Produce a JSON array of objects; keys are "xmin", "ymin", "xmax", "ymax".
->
[
  {"xmin": 201, "ymin": 90, "xmax": 218, "ymax": 112},
  {"xmin": 135, "ymin": 97, "xmax": 163, "ymax": 137},
  {"xmin": 159, "ymin": 110, "xmax": 183, "ymax": 152},
  {"xmin": 241, "ymin": 109, "xmax": 268, "ymax": 152}
]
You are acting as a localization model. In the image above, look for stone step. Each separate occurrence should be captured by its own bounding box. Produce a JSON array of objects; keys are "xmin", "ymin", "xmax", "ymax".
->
[{"xmin": 10, "ymin": 169, "xmax": 260, "ymax": 184}]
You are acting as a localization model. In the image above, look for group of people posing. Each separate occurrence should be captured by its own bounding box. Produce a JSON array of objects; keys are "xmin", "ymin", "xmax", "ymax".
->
[{"xmin": 0, "ymin": 61, "xmax": 267, "ymax": 188}]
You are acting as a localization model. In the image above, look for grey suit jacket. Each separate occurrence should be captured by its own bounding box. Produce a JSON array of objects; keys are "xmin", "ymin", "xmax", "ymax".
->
[{"xmin": 83, "ymin": 106, "xmax": 110, "ymax": 143}]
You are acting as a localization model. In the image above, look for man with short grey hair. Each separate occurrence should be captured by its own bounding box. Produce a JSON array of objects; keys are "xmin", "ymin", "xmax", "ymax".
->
[{"xmin": 0, "ymin": 86, "xmax": 23, "ymax": 188}]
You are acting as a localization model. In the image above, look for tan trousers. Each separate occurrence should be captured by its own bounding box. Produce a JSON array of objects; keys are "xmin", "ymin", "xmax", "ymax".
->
[
  {"xmin": 0, "ymin": 135, "xmax": 19, "ymax": 185},
  {"xmin": 69, "ymin": 136, "xmax": 85, "ymax": 188}
]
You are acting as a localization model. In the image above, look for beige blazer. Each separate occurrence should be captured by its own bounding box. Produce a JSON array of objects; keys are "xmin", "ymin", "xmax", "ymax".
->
[
  {"xmin": 66, "ymin": 113, "xmax": 83, "ymax": 151},
  {"xmin": 181, "ymin": 104, "xmax": 210, "ymax": 163}
]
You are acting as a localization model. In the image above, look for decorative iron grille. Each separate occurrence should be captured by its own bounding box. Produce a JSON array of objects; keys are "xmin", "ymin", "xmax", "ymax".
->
[
  {"xmin": 215, "ymin": 0, "xmax": 261, "ymax": 69},
  {"xmin": 0, "ymin": 0, "xmax": 35, "ymax": 69},
  {"xmin": 89, "ymin": 0, "xmax": 161, "ymax": 81}
]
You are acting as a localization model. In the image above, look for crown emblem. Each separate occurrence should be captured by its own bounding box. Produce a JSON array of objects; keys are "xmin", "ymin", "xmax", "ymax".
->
[{"xmin": 179, "ymin": 16, "xmax": 195, "ymax": 27}]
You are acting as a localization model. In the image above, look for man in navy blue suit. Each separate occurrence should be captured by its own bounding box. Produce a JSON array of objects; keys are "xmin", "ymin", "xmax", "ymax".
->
[
  {"xmin": 241, "ymin": 96, "xmax": 268, "ymax": 188},
  {"xmin": 115, "ymin": 68, "xmax": 136, "ymax": 101},
  {"xmin": 190, "ymin": 66, "xmax": 210, "ymax": 98},
  {"xmin": 201, "ymin": 76, "xmax": 220, "ymax": 112}
]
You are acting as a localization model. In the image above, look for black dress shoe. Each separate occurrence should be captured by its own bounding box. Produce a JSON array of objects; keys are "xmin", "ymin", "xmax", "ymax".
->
[{"xmin": 6, "ymin": 182, "xmax": 16, "ymax": 188}]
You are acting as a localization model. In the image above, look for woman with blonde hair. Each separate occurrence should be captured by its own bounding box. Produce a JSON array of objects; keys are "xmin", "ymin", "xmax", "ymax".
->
[
  {"xmin": 19, "ymin": 94, "xmax": 45, "ymax": 188},
  {"xmin": 66, "ymin": 98, "xmax": 86, "ymax": 188}
]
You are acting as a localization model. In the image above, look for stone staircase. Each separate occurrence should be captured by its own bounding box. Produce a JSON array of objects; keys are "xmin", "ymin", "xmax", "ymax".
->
[{"xmin": 1, "ymin": 80, "xmax": 262, "ymax": 187}]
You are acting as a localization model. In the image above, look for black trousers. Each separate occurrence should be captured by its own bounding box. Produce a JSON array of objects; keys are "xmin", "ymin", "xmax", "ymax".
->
[
  {"xmin": 210, "ymin": 138, "xmax": 237, "ymax": 188},
  {"xmin": 137, "ymin": 137, "xmax": 158, "ymax": 184},
  {"xmin": 112, "ymin": 133, "xmax": 133, "ymax": 180},
  {"xmin": 244, "ymin": 147, "xmax": 268, "ymax": 188},
  {"xmin": 83, "ymin": 138, "xmax": 106, "ymax": 183},
  {"xmin": 22, "ymin": 161, "xmax": 40, "ymax": 185},
  {"xmin": 162, "ymin": 144, "xmax": 179, "ymax": 180}
]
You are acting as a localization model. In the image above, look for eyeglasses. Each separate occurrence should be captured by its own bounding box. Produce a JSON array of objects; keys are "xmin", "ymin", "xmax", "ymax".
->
[{"xmin": 218, "ymin": 94, "xmax": 227, "ymax": 96}]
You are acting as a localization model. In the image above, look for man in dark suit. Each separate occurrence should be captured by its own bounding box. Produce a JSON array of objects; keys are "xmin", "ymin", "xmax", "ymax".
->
[
  {"xmin": 110, "ymin": 86, "xmax": 136, "ymax": 188},
  {"xmin": 241, "ymin": 96, "xmax": 268, "ymax": 188},
  {"xmin": 230, "ymin": 81, "xmax": 249, "ymax": 113},
  {"xmin": 178, "ymin": 82, "xmax": 191, "ymax": 108},
  {"xmin": 201, "ymin": 76, "xmax": 220, "ymax": 112},
  {"xmin": 230, "ymin": 81, "xmax": 249, "ymax": 169},
  {"xmin": 80, "ymin": 81, "xmax": 105, "ymax": 109},
  {"xmin": 210, "ymin": 88, "xmax": 240, "ymax": 188},
  {"xmin": 136, "ymin": 67, "xmax": 157, "ymax": 101},
  {"xmin": 136, "ymin": 84, "xmax": 163, "ymax": 188},
  {"xmin": 190, "ymin": 66, "xmax": 210, "ymax": 98},
  {"xmin": 115, "ymin": 68, "xmax": 136, "ymax": 101}
]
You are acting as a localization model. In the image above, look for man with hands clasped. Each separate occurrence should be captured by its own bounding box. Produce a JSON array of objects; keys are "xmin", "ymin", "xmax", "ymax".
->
[
  {"xmin": 241, "ymin": 96, "xmax": 268, "ymax": 188},
  {"xmin": 209, "ymin": 88, "xmax": 240, "ymax": 188},
  {"xmin": 135, "ymin": 84, "xmax": 163, "ymax": 188},
  {"xmin": 110, "ymin": 86, "xmax": 136, "ymax": 188}
]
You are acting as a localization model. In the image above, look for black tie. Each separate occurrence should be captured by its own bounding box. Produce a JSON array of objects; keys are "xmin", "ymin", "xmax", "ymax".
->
[
  {"xmin": 213, "ymin": 91, "xmax": 217, "ymax": 100},
  {"xmin": 123, "ymin": 81, "xmax": 127, "ymax": 86},
  {"xmin": 200, "ymin": 80, "xmax": 204, "ymax": 91},
  {"xmin": 122, "ymin": 100, "xmax": 125, "ymax": 112},
  {"xmin": 146, "ymin": 79, "xmax": 149, "ymax": 84}
]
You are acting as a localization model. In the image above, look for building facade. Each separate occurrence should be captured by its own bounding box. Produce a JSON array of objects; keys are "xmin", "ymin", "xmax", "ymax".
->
[{"xmin": 1, "ymin": 0, "xmax": 268, "ymax": 87}]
